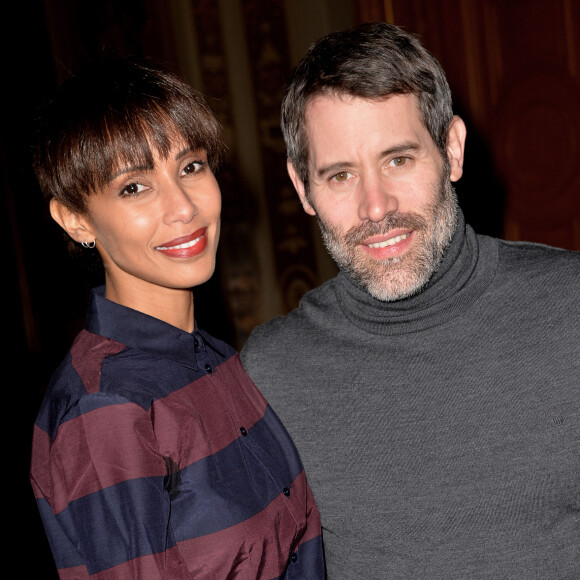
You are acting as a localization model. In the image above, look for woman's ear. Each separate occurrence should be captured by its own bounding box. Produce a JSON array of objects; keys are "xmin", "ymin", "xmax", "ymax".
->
[
  {"xmin": 446, "ymin": 115, "xmax": 467, "ymax": 183},
  {"xmin": 49, "ymin": 199, "xmax": 95, "ymax": 245}
]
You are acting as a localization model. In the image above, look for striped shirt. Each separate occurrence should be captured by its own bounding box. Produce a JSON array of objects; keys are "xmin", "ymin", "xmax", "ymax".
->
[{"xmin": 30, "ymin": 286, "xmax": 324, "ymax": 579}]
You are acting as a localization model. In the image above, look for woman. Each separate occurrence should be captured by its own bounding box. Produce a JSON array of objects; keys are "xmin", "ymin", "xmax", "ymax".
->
[{"xmin": 29, "ymin": 57, "xmax": 324, "ymax": 579}]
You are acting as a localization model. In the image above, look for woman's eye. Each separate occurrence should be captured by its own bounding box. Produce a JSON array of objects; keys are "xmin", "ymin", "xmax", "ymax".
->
[
  {"xmin": 182, "ymin": 160, "xmax": 207, "ymax": 175},
  {"xmin": 390, "ymin": 156, "xmax": 408, "ymax": 167},
  {"xmin": 120, "ymin": 182, "xmax": 146, "ymax": 197}
]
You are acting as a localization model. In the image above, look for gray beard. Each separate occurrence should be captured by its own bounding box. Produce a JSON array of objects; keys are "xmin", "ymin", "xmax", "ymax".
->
[{"xmin": 315, "ymin": 175, "xmax": 458, "ymax": 302}]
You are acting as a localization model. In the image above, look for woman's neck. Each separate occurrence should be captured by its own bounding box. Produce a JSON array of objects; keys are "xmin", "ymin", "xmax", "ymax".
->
[{"xmin": 105, "ymin": 278, "xmax": 195, "ymax": 332}]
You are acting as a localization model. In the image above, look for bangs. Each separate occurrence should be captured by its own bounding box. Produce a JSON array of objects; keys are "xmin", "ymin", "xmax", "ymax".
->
[
  {"xmin": 35, "ymin": 57, "xmax": 224, "ymax": 214},
  {"xmin": 73, "ymin": 104, "xmax": 222, "ymax": 196}
]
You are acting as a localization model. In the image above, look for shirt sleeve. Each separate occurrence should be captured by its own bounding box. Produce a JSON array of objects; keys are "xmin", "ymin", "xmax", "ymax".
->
[{"xmin": 31, "ymin": 393, "xmax": 193, "ymax": 579}]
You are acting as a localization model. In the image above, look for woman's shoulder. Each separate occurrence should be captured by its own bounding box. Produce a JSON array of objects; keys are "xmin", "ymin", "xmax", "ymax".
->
[{"xmin": 35, "ymin": 330, "xmax": 132, "ymax": 435}]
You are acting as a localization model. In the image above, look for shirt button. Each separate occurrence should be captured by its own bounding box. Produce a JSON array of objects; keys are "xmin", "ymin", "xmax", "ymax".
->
[
  {"xmin": 290, "ymin": 552, "xmax": 298, "ymax": 563},
  {"xmin": 205, "ymin": 364, "xmax": 213, "ymax": 374},
  {"xmin": 283, "ymin": 487, "xmax": 290, "ymax": 497},
  {"xmin": 240, "ymin": 427, "xmax": 248, "ymax": 436}
]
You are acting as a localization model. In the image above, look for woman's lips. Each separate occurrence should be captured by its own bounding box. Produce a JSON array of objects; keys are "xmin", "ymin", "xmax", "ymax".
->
[{"xmin": 155, "ymin": 228, "xmax": 208, "ymax": 258}]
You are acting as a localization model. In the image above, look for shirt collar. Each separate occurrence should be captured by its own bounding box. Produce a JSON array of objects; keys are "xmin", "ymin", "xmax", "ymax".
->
[{"xmin": 85, "ymin": 286, "xmax": 226, "ymax": 370}]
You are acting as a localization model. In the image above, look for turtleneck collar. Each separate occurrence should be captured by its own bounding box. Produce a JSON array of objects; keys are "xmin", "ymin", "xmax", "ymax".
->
[{"xmin": 334, "ymin": 210, "xmax": 498, "ymax": 335}]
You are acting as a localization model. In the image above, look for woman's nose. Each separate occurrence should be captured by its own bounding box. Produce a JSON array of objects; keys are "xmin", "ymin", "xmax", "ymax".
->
[{"xmin": 164, "ymin": 182, "xmax": 198, "ymax": 224}]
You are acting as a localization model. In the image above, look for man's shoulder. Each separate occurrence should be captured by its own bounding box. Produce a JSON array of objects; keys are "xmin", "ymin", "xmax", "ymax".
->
[
  {"xmin": 241, "ymin": 276, "xmax": 339, "ymax": 362},
  {"xmin": 494, "ymin": 237, "xmax": 580, "ymax": 279},
  {"xmin": 483, "ymin": 237, "xmax": 579, "ymax": 316},
  {"xmin": 495, "ymin": 236, "xmax": 580, "ymax": 259}
]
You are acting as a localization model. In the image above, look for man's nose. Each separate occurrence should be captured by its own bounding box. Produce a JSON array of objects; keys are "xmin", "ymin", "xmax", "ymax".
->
[{"xmin": 358, "ymin": 176, "xmax": 399, "ymax": 222}]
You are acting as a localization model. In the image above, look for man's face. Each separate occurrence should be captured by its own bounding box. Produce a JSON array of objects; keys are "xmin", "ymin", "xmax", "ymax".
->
[{"xmin": 288, "ymin": 94, "xmax": 465, "ymax": 301}]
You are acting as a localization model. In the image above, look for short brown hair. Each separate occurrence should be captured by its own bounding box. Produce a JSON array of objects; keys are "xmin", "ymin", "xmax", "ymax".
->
[
  {"xmin": 32, "ymin": 57, "xmax": 224, "ymax": 214},
  {"xmin": 281, "ymin": 22, "xmax": 453, "ymax": 185}
]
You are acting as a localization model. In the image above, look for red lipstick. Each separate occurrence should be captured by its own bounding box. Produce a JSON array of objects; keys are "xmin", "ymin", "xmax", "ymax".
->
[{"xmin": 156, "ymin": 228, "xmax": 208, "ymax": 258}]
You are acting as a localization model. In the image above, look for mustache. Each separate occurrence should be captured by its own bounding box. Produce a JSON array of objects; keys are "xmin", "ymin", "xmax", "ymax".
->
[{"xmin": 344, "ymin": 212, "xmax": 429, "ymax": 245}]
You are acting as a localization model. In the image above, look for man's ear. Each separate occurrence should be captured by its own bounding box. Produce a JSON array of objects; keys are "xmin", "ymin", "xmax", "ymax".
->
[
  {"xmin": 287, "ymin": 159, "xmax": 317, "ymax": 216},
  {"xmin": 446, "ymin": 115, "xmax": 467, "ymax": 183},
  {"xmin": 49, "ymin": 199, "xmax": 96, "ymax": 244}
]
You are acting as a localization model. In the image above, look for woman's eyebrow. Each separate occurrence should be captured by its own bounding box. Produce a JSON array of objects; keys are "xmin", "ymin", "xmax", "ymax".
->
[
  {"xmin": 108, "ymin": 147, "xmax": 203, "ymax": 182},
  {"xmin": 175, "ymin": 147, "xmax": 193, "ymax": 160},
  {"xmin": 175, "ymin": 147, "xmax": 207, "ymax": 161},
  {"xmin": 109, "ymin": 163, "xmax": 152, "ymax": 181}
]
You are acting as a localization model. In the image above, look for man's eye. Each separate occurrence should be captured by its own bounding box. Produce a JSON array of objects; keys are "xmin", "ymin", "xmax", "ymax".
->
[
  {"xmin": 331, "ymin": 171, "xmax": 352, "ymax": 182},
  {"xmin": 120, "ymin": 182, "xmax": 145, "ymax": 197},
  {"xmin": 390, "ymin": 157, "xmax": 408, "ymax": 167}
]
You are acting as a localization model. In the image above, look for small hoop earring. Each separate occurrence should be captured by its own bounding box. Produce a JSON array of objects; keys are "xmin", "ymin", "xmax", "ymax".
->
[{"xmin": 81, "ymin": 240, "xmax": 96, "ymax": 249}]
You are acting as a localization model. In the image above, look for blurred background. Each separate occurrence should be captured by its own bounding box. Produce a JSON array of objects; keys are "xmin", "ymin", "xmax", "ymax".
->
[{"xmin": 4, "ymin": 0, "xmax": 578, "ymax": 575}]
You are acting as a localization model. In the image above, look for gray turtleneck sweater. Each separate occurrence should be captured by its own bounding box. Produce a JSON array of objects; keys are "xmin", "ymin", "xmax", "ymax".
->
[{"xmin": 241, "ymin": 213, "xmax": 580, "ymax": 579}]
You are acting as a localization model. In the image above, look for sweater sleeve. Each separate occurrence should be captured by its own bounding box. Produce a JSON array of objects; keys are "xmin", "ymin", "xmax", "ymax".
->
[{"xmin": 30, "ymin": 393, "xmax": 193, "ymax": 579}]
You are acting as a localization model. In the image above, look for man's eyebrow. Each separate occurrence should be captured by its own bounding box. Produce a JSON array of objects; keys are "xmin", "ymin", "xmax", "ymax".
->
[
  {"xmin": 315, "ymin": 142, "xmax": 421, "ymax": 178},
  {"xmin": 316, "ymin": 161, "xmax": 355, "ymax": 179},
  {"xmin": 381, "ymin": 142, "xmax": 421, "ymax": 157}
]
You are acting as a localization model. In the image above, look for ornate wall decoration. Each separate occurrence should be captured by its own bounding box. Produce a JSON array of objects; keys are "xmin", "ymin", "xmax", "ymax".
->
[{"xmin": 240, "ymin": 0, "xmax": 321, "ymax": 314}]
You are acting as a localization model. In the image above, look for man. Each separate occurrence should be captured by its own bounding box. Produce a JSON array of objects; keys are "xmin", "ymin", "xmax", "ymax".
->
[{"xmin": 241, "ymin": 21, "xmax": 580, "ymax": 579}]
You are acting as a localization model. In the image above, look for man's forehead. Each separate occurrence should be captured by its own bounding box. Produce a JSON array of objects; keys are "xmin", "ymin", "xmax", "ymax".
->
[
  {"xmin": 304, "ymin": 92, "xmax": 421, "ymax": 121},
  {"xmin": 304, "ymin": 93, "xmax": 426, "ymax": 155},
  {"xmin": 303, "ymin": 93, "xmax": 427, "ymax": 154}
]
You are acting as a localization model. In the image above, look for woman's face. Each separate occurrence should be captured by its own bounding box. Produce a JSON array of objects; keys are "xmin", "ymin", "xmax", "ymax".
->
[{"xmin": 80, "ymin": 140, "xmax": 221, "ymax": 309}]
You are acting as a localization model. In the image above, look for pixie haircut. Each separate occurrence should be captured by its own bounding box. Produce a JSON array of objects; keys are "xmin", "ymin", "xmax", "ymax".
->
[
  {"xmin": 32, "ymin": 57, "xmax": 224, "ymax": 214},
  {"xmin": 281, "ymin": 22, "xmax": 454, "ymax": 185}
]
